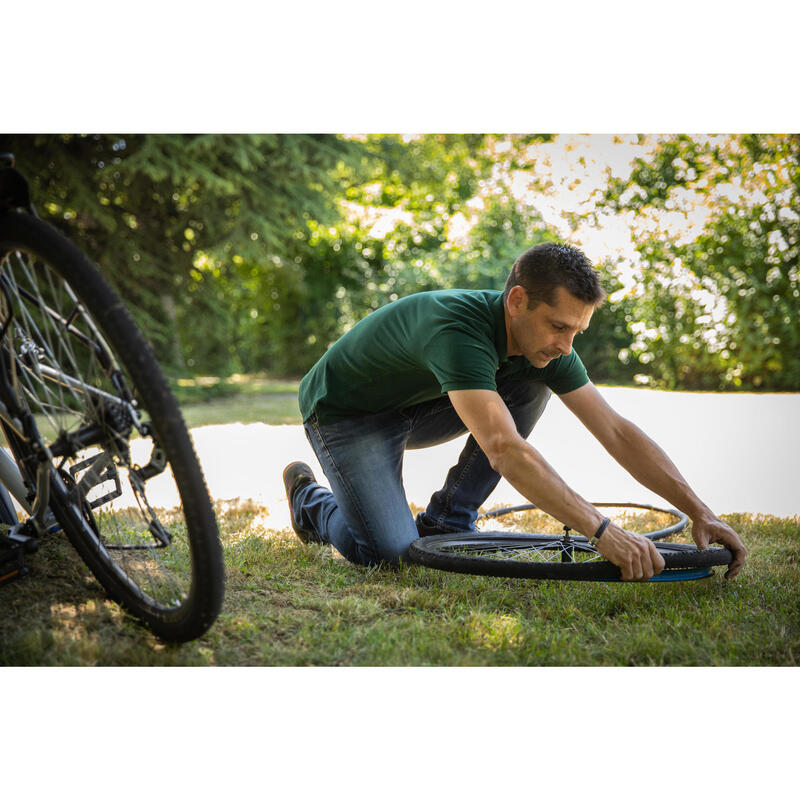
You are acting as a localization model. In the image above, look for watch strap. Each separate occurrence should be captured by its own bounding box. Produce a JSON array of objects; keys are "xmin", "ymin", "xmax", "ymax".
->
[{"xmin": 589, "ymin": 517, "xmax": 610, "ymax": 548}]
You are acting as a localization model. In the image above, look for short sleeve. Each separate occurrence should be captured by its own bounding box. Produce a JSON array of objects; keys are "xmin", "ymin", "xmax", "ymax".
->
[
  {"xmin": 423, "ymin": 328, "xmax": 499, "ymax": 393},
  {"xmin": 546, "ymin": 349, "xmax": 589, "ymax": 394}
]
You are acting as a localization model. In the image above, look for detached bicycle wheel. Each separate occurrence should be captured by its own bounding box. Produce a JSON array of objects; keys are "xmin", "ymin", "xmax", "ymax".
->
[
  {"xmin": 409, "ymin": 534, "xmax": 732, "ymax": 581},
  {"xmin": 476, "ymin": 502, "xmax": 688, "ymax": 541},
  {"xmin": 0, "ymin": 211, "xmax": 224, "ymax": 642}
]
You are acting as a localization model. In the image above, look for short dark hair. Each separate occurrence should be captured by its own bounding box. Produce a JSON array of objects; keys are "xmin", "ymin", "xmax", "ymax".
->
[{"xmin": 504, "ymin": 242, "xmax": 606, "ymax": 309}]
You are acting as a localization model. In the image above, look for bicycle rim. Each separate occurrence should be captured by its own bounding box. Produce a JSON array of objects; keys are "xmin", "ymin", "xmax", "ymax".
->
[{"xmin": 477, "ymin": 502, "xmax": 689, "ymax": 541}]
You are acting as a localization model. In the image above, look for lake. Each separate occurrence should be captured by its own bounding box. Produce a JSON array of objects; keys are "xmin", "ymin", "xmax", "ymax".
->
[{"xmin": 187, "ymin": 386, "xmax": 800, "ymax": 531}]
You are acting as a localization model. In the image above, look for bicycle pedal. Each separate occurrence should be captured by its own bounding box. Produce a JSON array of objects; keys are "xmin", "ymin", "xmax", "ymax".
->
[
  {"xmin": 0, "ymin": 561, "xmax": 29, "ymax": 585},
  {"xmin": 69, "ymin": 452, "xmax": 122, "ymax": 508},
  {"xmin": 9, "ymin": 528, "xmax": 39, "ymax": 553},
  {"xmin": 0, "ymin": 538, "xmax": 30, "ymax": 585}
]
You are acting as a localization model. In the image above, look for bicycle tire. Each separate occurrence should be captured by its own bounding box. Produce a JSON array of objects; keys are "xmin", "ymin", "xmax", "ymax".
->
[
  {"xmin": 0, "ymin": 211, "xmax": 224, "ymax": 641},
  {"xmin": 477, "ymin": 502, "xmax": 688, "ymax": 541},
  {"xmin": 409, "ymin": 533, "xmax": 732, "ymax": 581}
]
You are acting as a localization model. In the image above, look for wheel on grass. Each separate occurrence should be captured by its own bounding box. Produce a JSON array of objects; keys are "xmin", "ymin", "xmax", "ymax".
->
[
  {"xmin": 410, "ymin": 533, "xmax": 732, "ymax": 581},
  {"xmin": 411, "ymin": 502, "xmax": 731, "ymax": 582},
  {"xmin": 0, "ymin": 211, "xmax": 224, "ymax": 641}
]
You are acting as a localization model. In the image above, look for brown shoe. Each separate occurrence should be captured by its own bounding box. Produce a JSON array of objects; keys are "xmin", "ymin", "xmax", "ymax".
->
[
  {"xmin": 415, "ymin": 512, "xmax": 469, "ymax": 537},
  {"xmin": 282, "ymin": 462, "xmax": 322, "ymax": 544}
]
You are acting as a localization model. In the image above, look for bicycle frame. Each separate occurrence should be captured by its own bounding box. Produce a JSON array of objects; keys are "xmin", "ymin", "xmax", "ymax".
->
[
  {"xmin": 0, "ymin": 445, "xmax": 30, "ymax": 513},
  {"xmin": 0, "ymin": 419, "xmax": 51, "ymax": 583},
  {"xmin": 0, "ymin": 335, "xmax": 133, "ymax": 579}
]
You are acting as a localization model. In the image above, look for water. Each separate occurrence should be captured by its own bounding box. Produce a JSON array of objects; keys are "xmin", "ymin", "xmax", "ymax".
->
[{"xmin": 187, "ymin": 386, "xmax": 800, "ymax": 530}]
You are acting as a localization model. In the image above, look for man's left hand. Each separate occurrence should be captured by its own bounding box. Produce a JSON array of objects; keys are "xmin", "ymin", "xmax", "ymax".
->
[{"xmin": 692, "ymin": 516, "xmax": 747, "ymax": 579}]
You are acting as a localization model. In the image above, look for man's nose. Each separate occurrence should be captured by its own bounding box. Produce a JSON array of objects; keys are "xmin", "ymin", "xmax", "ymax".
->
[{"xmin": 557, "ymin": 333, "xmax": 574, "ymax": 354}]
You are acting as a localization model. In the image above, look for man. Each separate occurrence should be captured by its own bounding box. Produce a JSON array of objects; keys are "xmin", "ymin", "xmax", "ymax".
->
[{"xmin": 283, "ymin": 243, "xmax": 747, "ymax": 581}]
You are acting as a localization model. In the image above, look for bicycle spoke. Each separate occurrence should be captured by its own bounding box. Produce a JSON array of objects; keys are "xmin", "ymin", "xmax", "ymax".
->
[
  {"xmin": 444, "ymin": 537, "xmax": 606, "ymax": 565},
  {"xmin": 0, "ymin": 245, "xmax": 195, "ymax": 609}
]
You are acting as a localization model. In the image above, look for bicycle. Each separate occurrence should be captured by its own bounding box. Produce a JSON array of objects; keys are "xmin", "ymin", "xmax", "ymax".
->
[
  {"xmin": 0, "ymin": 154, "xmax": 224, "ymax": 642},
  {"xmin": 410, "ymin": 502, "xmax": 733, "ymax": 581}
]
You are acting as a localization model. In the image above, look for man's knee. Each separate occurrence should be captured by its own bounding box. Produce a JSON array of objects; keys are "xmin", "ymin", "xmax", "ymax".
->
[
  {"xmin": 357, "ymin": 530, "xmax": 416, "ymax": 567},
  {"xmin": 498, "ymin": 379, "xmax": 550, "ymax": 407},
  {"xmin": 498, "ymin": 380, "xmax": 551, "ymax": 435}
]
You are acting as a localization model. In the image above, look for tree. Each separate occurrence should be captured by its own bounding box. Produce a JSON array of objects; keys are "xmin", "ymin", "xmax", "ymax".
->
[
  {"xmin": 283, "ymin": 133, "xmax": 637, "ymax": 381},
  {"xmin": 0, "ymin": 133, "xmax": 356, "ymax": 373},
  {"xmin": 598, "ymin": 134, "xmax": 800, "ymax": 390}
]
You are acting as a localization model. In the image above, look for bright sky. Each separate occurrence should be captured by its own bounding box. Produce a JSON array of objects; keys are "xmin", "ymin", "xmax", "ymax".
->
[
  {"xmin": 346, "ymin": 134, "xmax": 715, "ymax": 290},
  {"xmin": 504, "ymin": 134, "xmax": 652, "ymax": 288},
  {"xmin": 498, "ymin": 134, "xmax": 733, "ymax": 294}
]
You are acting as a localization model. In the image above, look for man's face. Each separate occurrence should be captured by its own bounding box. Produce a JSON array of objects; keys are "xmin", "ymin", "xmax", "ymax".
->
[{"xmin": 506, "ymin": 285, "xmax": 595, "ymax": 367}]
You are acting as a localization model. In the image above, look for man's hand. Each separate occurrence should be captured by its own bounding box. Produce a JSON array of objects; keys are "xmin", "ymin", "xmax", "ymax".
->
[
  {"xmin": 692, "ymin": 515, "xmax": 747, "ymax": 579},
  {"xmin": 594, "ymin": 524, "xmax": 666, "ymax": 581}
]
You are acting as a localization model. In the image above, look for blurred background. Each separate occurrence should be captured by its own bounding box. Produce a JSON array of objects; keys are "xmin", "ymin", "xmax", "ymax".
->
[{"xmin": 1, "ymin": 133, "xmax": 797, "ymax": 393}]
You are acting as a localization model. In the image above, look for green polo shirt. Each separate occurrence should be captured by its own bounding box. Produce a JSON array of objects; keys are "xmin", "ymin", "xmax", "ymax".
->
[{"xmin": 298, "ymin": 289, "xmax": 589, "ymax": 425}]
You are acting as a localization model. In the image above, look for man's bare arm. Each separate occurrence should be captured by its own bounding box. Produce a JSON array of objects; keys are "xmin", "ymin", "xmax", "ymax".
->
[
  {"xmin": 559, "ymin": 382, "xmax": 747, "ymax": 578},
  {"xmin": 447, "ymin": 388, "xmax": 666, "ymax": 581}
]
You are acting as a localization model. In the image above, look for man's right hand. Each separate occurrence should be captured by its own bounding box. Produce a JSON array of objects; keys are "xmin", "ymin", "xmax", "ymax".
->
[{"xmin": 594, "ymin": 524, "xmax": 666, "ymax": 581}]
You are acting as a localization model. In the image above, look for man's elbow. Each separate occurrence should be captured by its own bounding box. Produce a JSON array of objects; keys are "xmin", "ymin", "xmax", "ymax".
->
[{"xmin": 483, "ymin": 432, "xmax": 529, "ymax": 478}]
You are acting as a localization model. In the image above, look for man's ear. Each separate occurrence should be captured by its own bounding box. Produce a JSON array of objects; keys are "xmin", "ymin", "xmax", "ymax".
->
[{"xmin": 506, "ymin": 285, "xmax": 528, "ymax": 317}]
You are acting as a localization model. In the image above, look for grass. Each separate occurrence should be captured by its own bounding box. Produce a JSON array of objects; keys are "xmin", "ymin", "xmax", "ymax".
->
[
  {"xmin": 171, "ymin": 373, "xmax": 302, "ymax": 426},
  {"xmin": 3, "ymin": 380, "xmax": 797, "ymax": 665},
  {"xmin": 180, "ymin": 392, "xmax": 301, "ymax": 427},
  {"xmin": 1, "ymin": 502, "xmax": 798, "ymax": 665}
]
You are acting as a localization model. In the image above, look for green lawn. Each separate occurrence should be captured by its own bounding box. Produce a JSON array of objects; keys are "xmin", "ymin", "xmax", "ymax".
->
[
  {"xmin": 3, "ymin": 379, "xmax": 797, "ymax": 665},
  {"xmin": 1, "ymin": 503, "xmax": 797, "ymax": 666},
  {"xmin": 173, "ymin": 373, "xmax": 303, "ymax": 426},
  {"xmin": 180, "ymin": 392, "xmax": 302, "ymax": 427}
]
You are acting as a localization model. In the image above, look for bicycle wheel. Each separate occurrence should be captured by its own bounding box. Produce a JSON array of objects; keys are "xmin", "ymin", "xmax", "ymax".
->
[
  {"xmin": 409, "ymin": 533, "xmax": 732, "ymax": 581},
  {"xmin": 477, "ymin": 502, "xmax": 688, "ymax": 541},
  {"xmin": 0, "ymin": 211, "xmax": 224, "ymax": 641}
]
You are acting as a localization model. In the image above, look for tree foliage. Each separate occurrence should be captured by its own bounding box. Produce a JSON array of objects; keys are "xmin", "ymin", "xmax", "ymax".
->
[
  {"xmin": 3, "ymin": 133, "xmax": 793, "ymax": 391},
  {"xmin": 254, "ymin": 134, "xmax": 579, "ymax": 374},
  {"xmin": 0, "ymin": 133, "xmax": 355, "ymax": 371},
  {"xmin": 598, "ymin": 134, "xmax": 800, "ymax": 390}
]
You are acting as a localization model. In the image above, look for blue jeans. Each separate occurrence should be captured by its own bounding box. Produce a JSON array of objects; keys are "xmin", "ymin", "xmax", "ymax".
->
[{"xmin": 293, "ymin": 379, "xmax": 551, "ymax": 566}]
